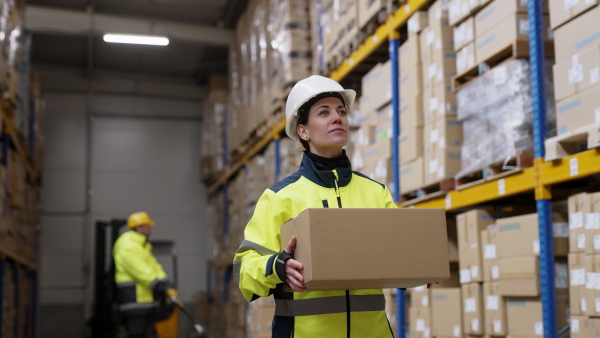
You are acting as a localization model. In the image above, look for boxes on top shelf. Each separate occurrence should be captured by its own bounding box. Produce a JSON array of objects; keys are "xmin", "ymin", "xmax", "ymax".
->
[
  {"xmin": 423, "ymin": 84, "xmax": 457, "ymax": 123},
  {"xmin": 554, "ymin": 5, "xmax": 600, "ymax": 63},
  {"xmin": 423, "ymin": 117, "xmax": 462, "ymax": 155},
  {"xmin": 357, "ymin": 0, "xmax": 387, "ymax": 32},
  {"xmin": 549, "ymin": 0, "xmax": 599, "ymax": 30},
  {"xmin": 555, "ymin": 85, "xmax": 600, "ymax": 135},
  {"xmin": 448, "ymin": 0, "xmax": 481, "ymax": 26},
  {"xmin": 453, "ymin": 17, "xmax": 474, "ymax": 52},
  {"xmin": 456, "ymin": 41, "xmax": 476, "ymax": 78},
  {"xmin": 552, "ymin": 44, "xmax": 600, "ymax": 102},
  {"xmin": 360, "ymin": 60, "xmax": 393, "ymax": 115},
  {"xmin": 408, "ymin": 11, "xmax": 429, "ymax": 37}
]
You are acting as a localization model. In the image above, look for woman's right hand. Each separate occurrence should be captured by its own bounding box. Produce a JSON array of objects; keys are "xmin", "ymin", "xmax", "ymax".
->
[{"xmin": 284, "ymin": 236, "xmax": 307, "ymax": 292}]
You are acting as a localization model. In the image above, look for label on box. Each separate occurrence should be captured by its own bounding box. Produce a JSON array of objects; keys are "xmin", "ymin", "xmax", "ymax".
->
[
  {"xmin": 471, "ymin": 318, "xmax": 479, "ymax": 332},
  {"xmin": 535, "ymin": 322, "xmax": 543, "ymax": 335},
  {"xmin": 587, "ymin": 272, "xmax": 596, "ymax": 289},
  {"xmin": 587, "ymin": 213, "xmax": 600, "ymax": 229},
  {"xmin": 569, "ymin": 62, "xmax": 584, "ymax": 86},
  {"xmin": 571, "ymin": 212, "xmax": 584, "ymax": 229},
  {"xmin": 428, "ymin": 63, "xmax": 437, "ymax": 79},
  {"xmin": 460, "ymin": 269, "xmax": 471, "ymax": 283},
  {"xmin": 591, "ymin": 67, "xmax": 599, "ymax": 84},
  {"xmin": 572, "ymin": 319, "xmax": 580, "ymax": 333},
  {"xmin": 571, "ymin": 157, "xmax": 579, "ymax": 176},
  {"xmin": 520, "ymin": 0, "xmax": 528, "ymax": 6},
  {"xmin": 435, "ymin": 38, "xmax": 442, "ymax": 50},
  {"xmin": 498, "ymin": 178, "xmax": 506, "ymax": 195},
  {"xmin": 587, "ymin": 0, "xmax": 595, "ymax": 5},
  {"xmin": 486, "ymin": 295, "xmax": 499, "ymax": 310},
  {"xmin": 430, "ymin": 128, "xmax": 439, "ymax": 143},
  {"xmin": 438, "ymin": 166, "xmax": 445, "ymax": 178},
  {"xmin": 596, "ymin": 297, "xmax": 600, "ymax": 312},
  {"xmin": 519, "ymin": 19, "xmax": 530, "ymax": 37},
  {"xmin": 579, "ymin": 233, "xmax": 586, "ymax": 248},
  {"xmin": 571, "ymin": 268, "xmax": 586, "ymax": 286},
  {"xmin": 445, "ymin": 194, "xmax": 452, "ymax": 209},
  {"xmin": 427, "ymin": 30, "xmax": 435, "ymax": 46},
  {"xmin": 484, "ymin": 244, "xmax": 496, "ymax": 259},
  {"xmin": 494, "ymin": 320, "xmax": 502, "ymax": 334},
  {"xmin": 491, "ymin": 265, "xmax": 500, "ymax": 279},
  {"xmin": 594, "ymin": 273, "xmax": 600, "ymax": 290},
  {"xmin": 556, "ymin": 262, "xmax": 569, "ymax": 288},
  {"xmin": 533, "ymin": 239, "xmax": 540, "ymax": 254},
  {"xmin": 453, "ymin": 325, "xmax": 461, "ymax": 337},
  {"xmin": 425, "ymin": 328, "xmax": 430, "ymax": 338},
  {"xmin": 596, "ymin": 107, "xmax": 600, "ymax": 122},
  {"xmin": 416, "ymin": 319, "xmax": 425, "ymax": 332},
  {"xmin": 471, "ymin": 265, "xmax": 479, "ymax": 278},
  {"xmin": 582, "ymin": 298, "xmax": 588, "ymax": 312},
  {"xmin": 422, "ymin": 295, "xmax": 429, "ymax": 307},
  {"xmin": 553, "ymin": 222, "xmax": 569, "ymax": 237},
  {"xmin": 595, "ymin": 235, "xmax": 600, "ymax": 250},
  {"xmin": 439, "ymin": 137, "xmax": 446, "ymax": 149},
  {"xmin": 465, "ymin": 298, "xmax": 476, "ymax": 313},
  {"xmin": 564, "ymin": 0, "xmax": 578, "ymax": 10},
  {"xmin": 429, "ymin": 159, "xmax": 439, "ymax": 174}
]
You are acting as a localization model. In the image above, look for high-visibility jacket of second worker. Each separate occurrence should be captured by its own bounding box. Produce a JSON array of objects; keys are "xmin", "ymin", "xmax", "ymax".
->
[
  {"xmin": 233, "ymin": 152, "xmax": 397, "ymax": 338},
  {"xmin": 114, "ymin": 230, "xmax": 171, "ymax": 316}
]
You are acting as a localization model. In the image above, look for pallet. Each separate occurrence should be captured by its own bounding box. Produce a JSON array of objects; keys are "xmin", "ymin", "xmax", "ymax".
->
[
  {"xmin": 545, "ymin": 122, "xmax": 600, "ymax": 161},
  {"xmin": 452, "ymin": 40, "xmax": 553, "ymax": 92},
  {"xmin": 400, "ymin": 178, "xmax": 456, "ymax": 207},
  {"xmin": 455, "ymin": 151, "xmax": 534, "ymax": 190}
]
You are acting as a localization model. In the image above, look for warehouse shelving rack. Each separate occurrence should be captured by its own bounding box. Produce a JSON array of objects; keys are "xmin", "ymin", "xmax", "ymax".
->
[{"xmin": 205, "ymin": 0, "xmax": 600, "ymax": 336}]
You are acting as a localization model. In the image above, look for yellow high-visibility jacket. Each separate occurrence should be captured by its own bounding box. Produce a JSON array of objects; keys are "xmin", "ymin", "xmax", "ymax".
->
[
  {"xmin": 113, "ymin": 230, "xmax": 171, "ymax": 316},
  {"xmin": 234, "ymin": 152, "xmax": 397, "ymax": 337}
]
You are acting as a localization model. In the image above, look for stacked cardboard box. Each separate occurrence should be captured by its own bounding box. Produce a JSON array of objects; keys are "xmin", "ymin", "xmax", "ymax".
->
[
  {"xmin": 384, "ymin": 288, "xmax": 398, "ymax": 336},
  {"xmin": 568, "ymin": 192, "xmax": 600, "ymax": 328},
  {"xmin": 277, "ymin": 137, "xmax": 304, "ymax": 180},
  {"xmin": 551, "ymin": 3, "xmax": 600, "ymax": 135},
  {"xmin": 419, "ymin": 1, "xmax": 462, "ymax": 187},
  {"xmin": 201, "ymin": 75, "xmax": 228, "ymax": 183},
  {"xmin": 448, "ymin": 0, "xmax": 481, "ymax": 79},
  {"xmin": 398, "ymin": 12, "xmax": 427, "ymax": 195},
  {"xmin": 246, "ymin": 296, "xmax": 276, "ymax": 338}
]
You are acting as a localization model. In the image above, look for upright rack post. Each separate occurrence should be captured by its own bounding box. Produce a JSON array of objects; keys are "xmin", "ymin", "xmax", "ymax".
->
[
  {"xmin": 390, "ymin": 31, "xmax": 406, "ymax": 338},
  {"xmin": 528, "ymin": 0, "xmax": 556, "ymax": 336},
  {"xmin": 0, "ymin": 259, "xmax": 4, "ymax": 335}
]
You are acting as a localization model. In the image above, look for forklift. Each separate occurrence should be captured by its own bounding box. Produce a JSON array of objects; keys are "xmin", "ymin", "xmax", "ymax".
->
[{"xmin": 88, "ymin": 219, "xmax": 205, "ymax": 338}]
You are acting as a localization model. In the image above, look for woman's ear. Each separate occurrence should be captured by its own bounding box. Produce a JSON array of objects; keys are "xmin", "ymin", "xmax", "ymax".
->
[{"xmin": 297, "ymin": 124, "xmax": 309, "ymax": 141}]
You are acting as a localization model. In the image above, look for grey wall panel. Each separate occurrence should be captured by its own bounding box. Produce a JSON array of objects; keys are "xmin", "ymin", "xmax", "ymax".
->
[
  {"xmin": 91, "ymin": 93, "xmax": 201, "ymax": 118},
  {"xmin": 44, "ymin": 131, "xmax": 87, "ymax": 171},
  {"xmin": 41, "ymin": 172, "xmax": 87, "ymax": 212}
]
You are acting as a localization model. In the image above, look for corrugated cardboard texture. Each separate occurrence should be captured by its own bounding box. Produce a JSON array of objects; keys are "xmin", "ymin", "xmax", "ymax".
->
[
  {"xmin": 483, "ymin": 281, "xmax": 507, "ymax": 336},
  {"xmin": 461, "ymin": 283, "xmax": 484, "ymax": 335},
  {"xmin": 431, "ymin": 288, "xmax": 463, "ymax": 337},
  {"xmin": 481, "ymin": 227, "xmax": 499, "ymax": 282},
  {"xmin": 498, "ymin": 256, "xmax": 540, "ymax": 296},
  {"xmin": 554, "ymin": 6, "xmax": 600, "ymax": 62},
  {"xmin": 570, "ymin": 252, "xmax": 587, "ymax": 316},
  {"xmin": 550, "ymin": 0, "xmax": 599, "ymax": 30},
  {"xmin": 552, "ymin": 44, "xmax": 600, "ymax": 102},
  {"xmin": 280, "ymin": 208, "xmax": 450, "ymax": 290},
  {"xmin": 457, "ymin": 210, "xmax": 495, "ymax": 283}
]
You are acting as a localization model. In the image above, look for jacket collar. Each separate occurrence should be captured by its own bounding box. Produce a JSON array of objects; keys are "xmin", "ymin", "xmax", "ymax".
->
[
  {"xmin": 298, "ymin": 151, "xmax": 352, "ymax": 188},
  {"xmin": 127, "ymin": 229, "xmax": 149, "ymax": 246}
]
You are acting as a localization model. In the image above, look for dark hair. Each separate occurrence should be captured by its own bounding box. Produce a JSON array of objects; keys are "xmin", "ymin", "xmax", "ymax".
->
[{"xmin": 295, "ymin": 92, "xmax": 346, "ymax": 152}]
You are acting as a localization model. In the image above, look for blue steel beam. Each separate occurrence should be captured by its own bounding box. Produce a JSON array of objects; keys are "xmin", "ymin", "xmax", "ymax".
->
[{"xmin": 528, "ymin": 0, "xmax": 556, "ymax": 337}]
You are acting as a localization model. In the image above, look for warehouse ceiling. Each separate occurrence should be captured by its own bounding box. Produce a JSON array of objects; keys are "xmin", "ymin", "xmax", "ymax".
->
[{"xmin": 27, "ymin": 0, "xmax": 249, "ymax": 87}]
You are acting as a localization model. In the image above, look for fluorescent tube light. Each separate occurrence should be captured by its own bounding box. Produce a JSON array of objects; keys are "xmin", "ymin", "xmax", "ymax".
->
[{"xmin": 103, "ymin": 34, "xmax": 169, "ymax": 46}]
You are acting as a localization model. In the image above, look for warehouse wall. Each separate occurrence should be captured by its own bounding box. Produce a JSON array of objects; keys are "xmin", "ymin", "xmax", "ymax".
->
[{"xmin": 39, "ymin": 87, "xmax": 210, "ymax": 337}]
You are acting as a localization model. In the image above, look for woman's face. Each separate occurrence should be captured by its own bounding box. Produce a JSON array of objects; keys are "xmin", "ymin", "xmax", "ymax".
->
[{"xmin": 297, "ymin": 96, "xmax": 349, "ymax": 157}]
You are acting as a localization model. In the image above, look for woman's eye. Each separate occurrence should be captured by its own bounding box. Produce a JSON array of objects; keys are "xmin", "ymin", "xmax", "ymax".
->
[
  {"xmin": 318, "ymin": 110, "xmax": 328, "ymax": 116},
  {"xmin": 339, "ymin": 110, "xmax": 347, "ymax": 116}
]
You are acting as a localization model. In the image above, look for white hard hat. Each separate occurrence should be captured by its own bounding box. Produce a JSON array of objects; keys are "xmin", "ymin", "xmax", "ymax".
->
[{"xmin": 285, "ymin": 75, "xmax": 356, "ymax": 142}]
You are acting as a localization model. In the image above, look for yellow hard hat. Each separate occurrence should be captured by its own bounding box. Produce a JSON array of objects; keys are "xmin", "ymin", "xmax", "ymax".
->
[{"xmin": 128, "ymin": 211, "xmax": 156, "ymax": 229}]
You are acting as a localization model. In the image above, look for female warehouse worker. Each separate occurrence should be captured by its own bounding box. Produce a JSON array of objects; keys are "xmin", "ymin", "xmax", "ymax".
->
[{"xmin": 233, "ymin": 75, "xmax": 398, "ymax": 337}]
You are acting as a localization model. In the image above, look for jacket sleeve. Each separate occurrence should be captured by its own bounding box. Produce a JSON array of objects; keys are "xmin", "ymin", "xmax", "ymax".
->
[
  {"xmin": 115, "ymin": 244, "xmax": 163, "ymax": 289},
  {"xmin": 383, "ymin": 185, "xmax": 398, "ymax": 208},
  {"xmin": 233, "ymin": 189, "xmax": 291, "ymax": 302}
]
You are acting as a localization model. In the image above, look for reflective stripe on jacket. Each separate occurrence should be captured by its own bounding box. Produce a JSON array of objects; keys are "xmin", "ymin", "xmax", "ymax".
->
[
  {"xmin": 113, "ymin": 230, "xmax": 169, "ymax": 316},
  {"xmin": 233, "ymin": 152, "xmax": 397, "ymax": 337}
]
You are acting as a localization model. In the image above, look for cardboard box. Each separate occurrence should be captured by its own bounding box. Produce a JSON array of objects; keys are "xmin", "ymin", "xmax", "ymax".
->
[
  {"xmin": 410, "ymin": 285, "xmax": 431, "ymax": 308},
  {"xmin": 586, "ymin": 192, "xmax": 600, "ymax": 255},
  {"xmin": 456, "ymin": 42, "xmax": 476, "ymax": 78},
  {"xmin": 457, "ymin": 210, "xmax": 496, "ymax": 284},
  {"xmin": 399, "ymin": 125, "xmax": 424, "ymax": 164},
  {"xmin": 585, "ymin": 254, "xmax": 600, "ymax": 317},
  {"xmin": 408, "ymin": 11, "xmax": 429, "ymax": 36},
  {"xmin": 422, "ymin": 52, "xmax": 457, "ymax": 90},
  {"xmin": 423, "ymin": 117, "xmax": 462, "ymax": 154},
  {"xmin": 570, "ymin": 252, "xmax": 588, "ymax": 316},
  {"xmin": 449, "ymin": 0, "xmax": 474, "ymax": 26},
  {"xmin": 424, "ymin": 148, "xmax": 462, "ymax": 185},
  {"xmin": 448, "ymin": 217, "xmax": 459, "ymax": 263},
  {"xmin": 475, "ymin": 0, "xmax": 530, "ymax": 36},
  {"xmin": 506, "ymin": 292, "xmax": 569, "ymax": 337},
  {"xmin": 498, "ymin": 256, "xmax": 540, "ymax": 296},
  {"xmin": 400, "ymin": 36, "xmax": 421, "ymax": 69},
  {"xmin": 550, "ymin": 0, "xmax": 599, "ymax": 30},
  {"xmin": 555, "ymin": 86, "xmax": 600, "ymax": 135},
  {"xmin": 570, "ymin": 193, "xmax": 591, "ymax": 253},
  {"xmin": 496, "ymin": 213, "xmax": 569, "ymax": 258},
  {"xmin": 360, "ymin": 61, "xmax": 393, "ymax": 115},
  {"xmin": 357, "ymin": 0, "xmax": 386, "ymax": 30},
  {"xmin": 571, "ymin": 316, "xmax": 600, "ymax": 338},
  {"xmin": 454, "ymin": 17, "xmax": 475, "ymax": 51},
  {"xmin": 461, "ymin": 283, "xmax": 484, "ymax": 335},
  {"xmin": 400, "ymin": 63, "xmax": 423, "ymax": 99},
  {"xmin": 476, "ymin": 13, "xmax": 551, "ymax": 65},
  {"xmin": 279, "ymin": 208, "xmax": 450, "ymax": 290},
  {"xmin": 552, "ymin": 44, "xmax": 600, "ymax": 102},
  {"xmin": 554, "ymin": 6, "xmax": 600, "ymax": 62},
  {"xmin": 409, "ymin": 306, "xmax": 432, "ymax": 338},
  {"xmin": 483, "ymin": 281, "xmax": 507, "ymax": 336},
  {"xmin": 481, "ymin": 227, "xmax": 500, "ymax": 282},
  {"xmin": 400, "ymin": 157, "xmax": 424, "ymax": 194},
  {"xmin": 423, "ymin": 84, "xmax": 458, "ymax": 123},
  {"xmin": 400, "ymin": 94, "xmax": 424, "ymax": 127},
  {"xmin": 431, "ymin": 288, "xmax": 463, "ymax": 337}
]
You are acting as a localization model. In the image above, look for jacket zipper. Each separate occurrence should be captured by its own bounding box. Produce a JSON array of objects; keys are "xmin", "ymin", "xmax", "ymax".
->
[{"xmin": 333, "ymin": 170, "xmax": 349, "ymax": 337}]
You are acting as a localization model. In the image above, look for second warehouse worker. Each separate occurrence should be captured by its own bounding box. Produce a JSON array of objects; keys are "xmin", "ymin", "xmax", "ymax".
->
[
  {"xmin": 113, "ymin": 211, "xmax": 178, "ymax": 338},
  {"xmin": 234, "ymin": 75, "xmax": 397, "ymax": 337}
]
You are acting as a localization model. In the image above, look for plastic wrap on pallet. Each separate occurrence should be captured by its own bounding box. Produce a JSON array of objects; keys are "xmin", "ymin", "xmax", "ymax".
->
[{"xmin": 455, "ymin": 58, "xmax": 556, "ymax": 179}]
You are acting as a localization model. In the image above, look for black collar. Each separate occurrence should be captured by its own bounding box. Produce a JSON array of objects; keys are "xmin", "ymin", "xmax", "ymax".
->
[{"xmin": 298, "ymin": 150, "xmax": 353, "ymax": 188}]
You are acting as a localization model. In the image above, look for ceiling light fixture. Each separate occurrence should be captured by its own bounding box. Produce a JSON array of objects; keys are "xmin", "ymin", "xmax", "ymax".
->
[{"xmin": 103, "ymin": 33, "xmax": 169, "ymax": 46}]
